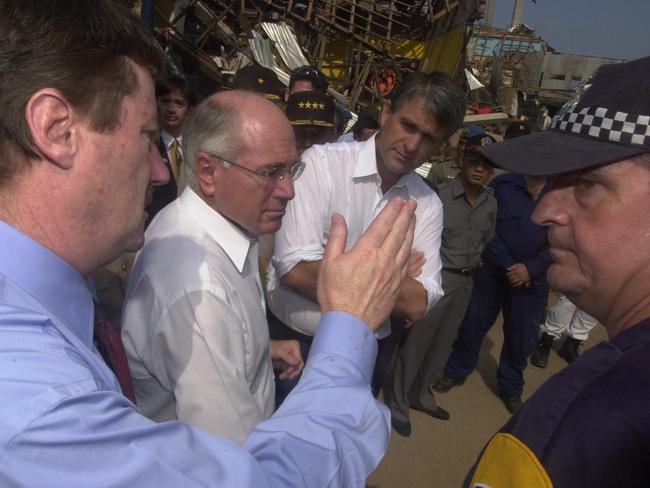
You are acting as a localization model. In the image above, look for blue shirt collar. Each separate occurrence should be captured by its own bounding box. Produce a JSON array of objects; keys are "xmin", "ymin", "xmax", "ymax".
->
[{"xmin": 0, "ymin": 220, "xmax": 94, "ymax": 346}]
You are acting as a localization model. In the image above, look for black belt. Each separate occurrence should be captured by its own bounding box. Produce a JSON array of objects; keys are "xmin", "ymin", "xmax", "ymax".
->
[{"xmin": 443, "ymin": 267, "xmax": 477, "ymax": 277}]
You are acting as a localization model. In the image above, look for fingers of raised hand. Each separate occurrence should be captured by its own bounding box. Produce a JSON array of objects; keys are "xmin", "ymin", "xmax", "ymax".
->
[
  {"xmin": 356, "ymin": 198, "xmax": 407, "ymax": 250},
  {"xmin": 381, "ymin": 199, "xmax": 417, "ymax": 258}
]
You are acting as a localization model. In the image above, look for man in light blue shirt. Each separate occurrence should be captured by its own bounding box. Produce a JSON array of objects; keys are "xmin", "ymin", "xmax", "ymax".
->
[{"xmin": 0, "ymin": 1, "xmax": 418, "ymax": 486}]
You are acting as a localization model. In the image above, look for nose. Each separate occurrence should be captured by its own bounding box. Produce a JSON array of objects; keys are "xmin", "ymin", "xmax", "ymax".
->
[
  {"xmin": 531, "ymin": 185, "xmax": 570, "ymax": 226},
  {"xmin": 404, "ymin": 132, "xmax": 422, "ymax": 154},
  {"xmin": 151, "ymin": 145, "xmax": 171, "ymax": 186},
  {"xmin": 274, "ymin": 172, "xmax": 295, "ymax": 201}
]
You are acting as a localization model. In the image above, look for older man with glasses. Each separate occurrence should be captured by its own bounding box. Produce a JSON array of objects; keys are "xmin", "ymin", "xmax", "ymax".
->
[{"xmin": 121, "ymin": 90, "xmax": 306, "ymax": 445}]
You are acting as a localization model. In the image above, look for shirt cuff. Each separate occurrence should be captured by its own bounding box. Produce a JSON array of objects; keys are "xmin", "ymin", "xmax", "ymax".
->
[
  {"xmin": 416, "ymin": 275, "xmax": 443, "ymax": 313},
  {"xmin": 310, "ymin": 311, "xmax": 377, "ymax": 384}
]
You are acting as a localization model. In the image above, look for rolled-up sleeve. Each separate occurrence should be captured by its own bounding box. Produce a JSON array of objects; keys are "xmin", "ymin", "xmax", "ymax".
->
[{"xmin": 273, "ymin": 148, "xmax": 331, "ymax": 278}]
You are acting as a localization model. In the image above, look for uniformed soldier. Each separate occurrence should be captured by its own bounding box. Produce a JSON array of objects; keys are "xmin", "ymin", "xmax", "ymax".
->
[
  {"xmin": 387, "ymin": 132, "xmax": 497, "ymax": 437},
  {"xmin": 426, "ymin": 128, "xmax": 463, "ymax": 186}
]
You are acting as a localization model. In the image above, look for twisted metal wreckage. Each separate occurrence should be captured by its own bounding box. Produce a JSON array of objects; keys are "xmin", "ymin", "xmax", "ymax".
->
[{"xmin": 136, "ymin": 0, "xmax": 483, "ymax": 113}]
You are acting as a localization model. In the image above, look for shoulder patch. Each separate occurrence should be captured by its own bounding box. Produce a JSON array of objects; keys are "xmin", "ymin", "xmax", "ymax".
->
[{"xmin": 469, "ymin": 433, "xmax": 552, "ymax": 488}]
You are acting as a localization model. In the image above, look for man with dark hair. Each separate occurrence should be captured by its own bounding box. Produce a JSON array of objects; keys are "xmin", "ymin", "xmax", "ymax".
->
[
  {"xmin": 0, "ymin": 1, "xmax": 420, "ymax": 485},
  {"xmin": 267, "ymin": 71, "xmax": 466, "ymax": 399},
  {"xmin": 387, "ymin": 131, "xmax": 497, "ymax": 436},
  {"xmin": 464, "ymin": 55, "xmax": 650, "ymax": 488},
  {"xmin": 287, "ymin": 65, "xmax": 329, "ymax": 97},
  {"xmin": 146, "ymin": 76, "xmax": 196, "ymax": 224}
]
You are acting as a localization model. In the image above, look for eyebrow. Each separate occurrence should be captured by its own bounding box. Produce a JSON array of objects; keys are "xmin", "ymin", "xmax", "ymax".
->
[{"xmin": 399, "ymin": 116, "xmax": 442, "ymax": 142}]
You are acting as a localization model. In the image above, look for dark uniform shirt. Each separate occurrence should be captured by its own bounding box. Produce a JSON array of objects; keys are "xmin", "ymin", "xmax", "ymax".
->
[
  {"xmin": 466, "ymin": 318, "xmax": 650, "ymax": 487},
  {"xmin": 438, "ymin": 177, "xmax": 497, "ymax": 270},
  {"xmin": 482, "ymin": 173, "xmax": 551, "ymax": 281}
]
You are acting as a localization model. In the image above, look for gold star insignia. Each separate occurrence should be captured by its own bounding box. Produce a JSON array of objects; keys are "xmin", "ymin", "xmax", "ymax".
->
[
  {"xmin": 298, "ymin": 101, "xmax": 306, "ymax": 108},
  {"xmin": 257, "ymin": 78, "xmax": 265, "ymax": 85},
  {"xmin": 319, "ymin": 103, "xmax": 325, "ymax": 109}
]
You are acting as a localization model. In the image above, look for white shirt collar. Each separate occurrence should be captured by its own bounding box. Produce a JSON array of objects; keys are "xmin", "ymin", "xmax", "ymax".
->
[
  {"xmin": 178, "ymin": 187, "xmax": 253, "ymax": 273},
  {"xmin": 161, "ymin": 130, "xmax": 182, "ymax": 149},
  {"xmin": 352, "ymin": 134, "xmax": 380, "ymax": 178},
  {"xmin": 352, "ymin": 133, "xmax": 413, "ymax": 191}
]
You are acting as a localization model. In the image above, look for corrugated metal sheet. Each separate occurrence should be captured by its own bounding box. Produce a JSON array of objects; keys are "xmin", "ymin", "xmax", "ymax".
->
[
  {"xmin": 247, "ymin": 37, "xmax": 291, "ymax": 87},
  {"xmin": 261, "ymin": 23, "xmax": 310, "ymax": 70}
]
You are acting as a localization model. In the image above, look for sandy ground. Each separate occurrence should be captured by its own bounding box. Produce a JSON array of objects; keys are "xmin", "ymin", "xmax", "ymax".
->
[{"xmin": 368, "ymin": 312, "xmax": 608, "ymax": 488}]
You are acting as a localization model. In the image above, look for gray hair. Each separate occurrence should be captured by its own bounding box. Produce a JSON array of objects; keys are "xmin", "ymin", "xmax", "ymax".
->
[
  {"xmin": 389, "ymin": 71, "xmax": 466, "ymax": 138},
  {"xmin": 181, "ymin": 96, "xmax": 240, "ymax": 190}
]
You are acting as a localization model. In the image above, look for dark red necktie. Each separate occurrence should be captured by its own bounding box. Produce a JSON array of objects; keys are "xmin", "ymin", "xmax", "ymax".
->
[{"xmin": 93, "ymin": 308, "xmax": 137, "ymax": 404}]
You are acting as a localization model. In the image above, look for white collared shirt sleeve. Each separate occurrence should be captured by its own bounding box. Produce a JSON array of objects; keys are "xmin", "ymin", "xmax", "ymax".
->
[
  {"xmin": 272, "ymin": 146, "xmax": 330, "ymax": 278},
  {"xmin": 410, "ymin": 180, "xmax": 444, "ymax": 311}
]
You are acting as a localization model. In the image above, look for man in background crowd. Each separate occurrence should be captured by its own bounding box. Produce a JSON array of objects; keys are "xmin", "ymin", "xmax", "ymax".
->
[
  {"xmin": 285, "ymin": 91, "xmax": 338, "ymax": 154},
  {"xmin": 147, "ymin": 76, "xmax": 195, "ymax": 224},
  {"xmin": 286, "ymin": 64, "xmax": 329, "ymax": 98}
]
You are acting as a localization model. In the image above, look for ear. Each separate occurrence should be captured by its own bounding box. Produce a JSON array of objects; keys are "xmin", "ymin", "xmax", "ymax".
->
[
  {"xmin": 380, "ymin": 99, "xmax": 391, "ymax": 127},
  {"xmin": 196, "ymin": 152, "xmax": 218, "ymax": 197},
  {"xmin": 24, "ymin": 89, "xmax": 77, "ymax": 169}
]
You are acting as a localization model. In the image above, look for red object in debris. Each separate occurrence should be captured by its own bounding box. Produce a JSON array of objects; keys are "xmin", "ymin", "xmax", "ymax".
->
[{"xmin": 474, "ymin": 105, "xmax": 494, "ymax": 114}]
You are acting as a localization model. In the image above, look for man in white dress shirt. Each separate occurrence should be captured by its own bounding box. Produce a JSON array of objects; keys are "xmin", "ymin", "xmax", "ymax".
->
[
  {"xmin": 122, "ymin": 91, "xmax": 304, "ymax": 445},
  {"xmin": 267, "ymin": 71, "xmax": 466, "ymax": 398}
]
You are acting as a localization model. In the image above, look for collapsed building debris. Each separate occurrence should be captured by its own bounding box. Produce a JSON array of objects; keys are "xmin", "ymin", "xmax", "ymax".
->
[{"xmin": 133, "ymin": 0, "xmax": 482, "ymax": 112}]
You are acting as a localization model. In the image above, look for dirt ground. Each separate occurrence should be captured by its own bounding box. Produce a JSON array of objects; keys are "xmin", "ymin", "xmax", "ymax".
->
[{"xmin": 368, "ymin": 313, "xmax": 608, "ymax": 488}]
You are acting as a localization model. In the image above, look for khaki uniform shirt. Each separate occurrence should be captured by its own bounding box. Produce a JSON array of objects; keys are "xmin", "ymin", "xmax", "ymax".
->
[
  {"xmin": 427, "ymin": 157, "xmax": 460, "ymax": 186},
  {"xmin": 438, "ymin": 177, "xmax": 497, "ymax": 270}
]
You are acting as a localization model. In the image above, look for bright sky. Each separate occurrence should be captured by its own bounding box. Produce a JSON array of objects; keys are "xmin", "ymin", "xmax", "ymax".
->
[{"xmin": 490, "ymin": 0, "xmax": 650, "ymax": 61}]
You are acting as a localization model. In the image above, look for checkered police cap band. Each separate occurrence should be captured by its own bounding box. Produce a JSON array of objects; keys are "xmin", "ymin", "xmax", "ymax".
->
[
  {"xmin": 552, "ymin": 104, "xmax": 650, "ymax": 149},
  {"xmin": 477, "ymin": 56, "xmax": 650, "ymax": 176}
]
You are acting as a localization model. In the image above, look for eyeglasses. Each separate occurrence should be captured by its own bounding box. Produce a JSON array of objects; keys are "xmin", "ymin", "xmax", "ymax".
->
[{"xmin": 208, "ymin": 154, "xmax": 305, "ymax": 184}]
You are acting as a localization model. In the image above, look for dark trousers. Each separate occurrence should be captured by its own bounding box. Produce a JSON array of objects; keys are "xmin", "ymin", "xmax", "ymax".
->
[
  {"xmin": 386, "ymin": 270, "xmax": 474, "ymax": 423},
  {"xmin": 444, "ymin": 265, "xmax": 548, "ymax": 396}
]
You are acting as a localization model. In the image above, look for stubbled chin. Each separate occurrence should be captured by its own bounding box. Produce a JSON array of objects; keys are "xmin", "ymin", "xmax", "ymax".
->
[{"xmin": 547, "ymin": 264, "xmax": 589, "ymax": 298}]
